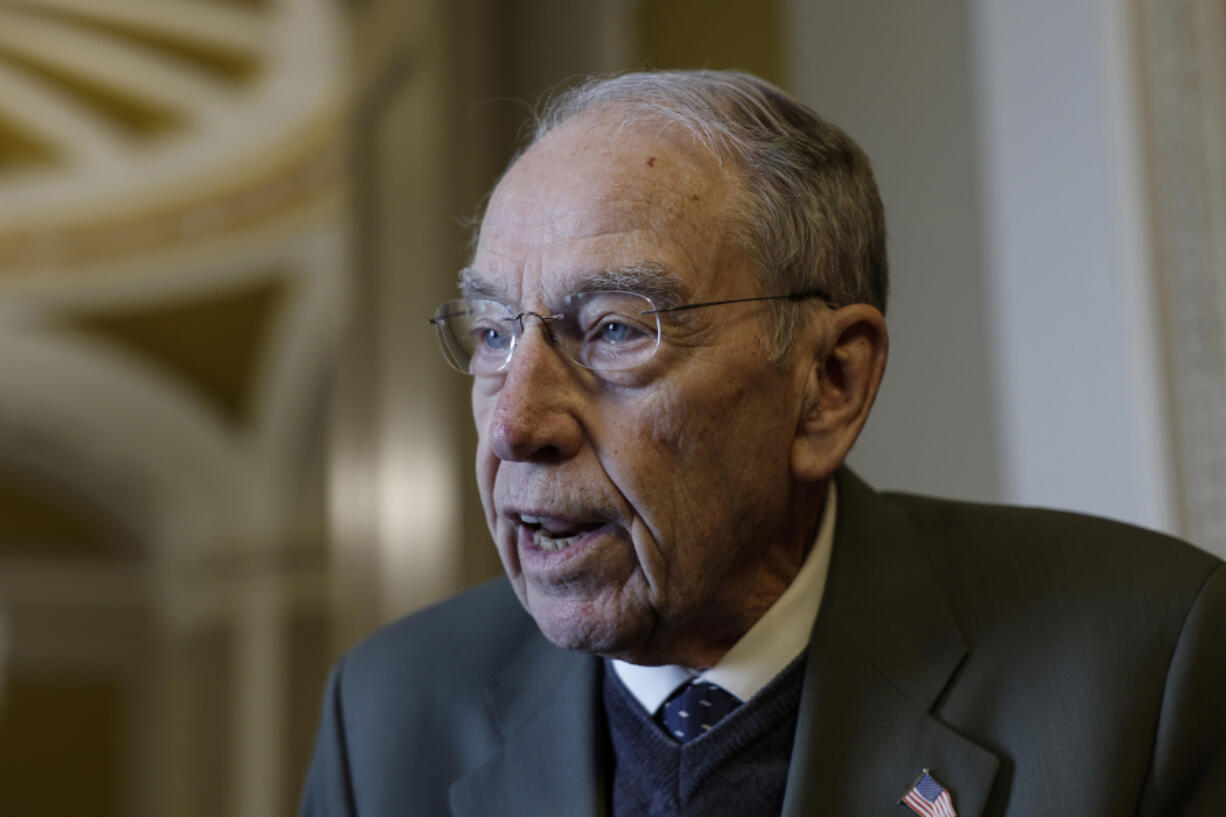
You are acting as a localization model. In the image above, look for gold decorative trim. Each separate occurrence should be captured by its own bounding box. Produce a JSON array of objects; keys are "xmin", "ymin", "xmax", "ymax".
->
[
  {"xmin": 0, "ymin": 42, "xmax": 183, "ymax": 139},
  {"xmin": 8, "ymin": 3, "xmax": 262, "ymax": 83},
  {"xmin": 0, "ymin": 117, "xmax": 345, "ymax": 274},
  {"xmin": 0, "ymin": 110, "xmax": 60, "ymax": 169},
  {"xmin": 68, "ymin": 275, "xmax": 287, "ymax": 427}
]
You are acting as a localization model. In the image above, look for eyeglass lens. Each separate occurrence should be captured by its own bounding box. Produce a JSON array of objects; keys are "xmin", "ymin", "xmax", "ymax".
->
[{"xmin": 432, "ymin": 291, "xmax": 662, "ymax": 375}]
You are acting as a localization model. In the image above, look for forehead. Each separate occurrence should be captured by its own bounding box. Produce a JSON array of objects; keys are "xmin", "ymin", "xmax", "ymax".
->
[{"xmin": 469, "ymin": 111, "xmax": 744, "ymax": 305}]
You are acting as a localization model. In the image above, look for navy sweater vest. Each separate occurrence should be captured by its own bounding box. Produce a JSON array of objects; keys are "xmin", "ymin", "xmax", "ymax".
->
[{"xmin": 602, "ymin": 658, "xmax": 805, "ymax": 817}]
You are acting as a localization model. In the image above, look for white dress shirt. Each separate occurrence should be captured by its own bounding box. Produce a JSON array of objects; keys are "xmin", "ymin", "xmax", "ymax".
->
[{"xmin": 612, "ymin": 480, "xmax": 837, "ymax": 712}]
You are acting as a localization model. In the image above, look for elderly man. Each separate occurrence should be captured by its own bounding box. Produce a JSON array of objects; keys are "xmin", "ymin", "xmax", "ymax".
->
[{"xmin": 301, "ymin": 71, "xmax": 1225, "ymax": 816}]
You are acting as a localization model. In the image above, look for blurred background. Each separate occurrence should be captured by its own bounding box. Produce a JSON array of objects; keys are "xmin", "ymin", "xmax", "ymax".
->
[{"xmin": 0, "ymin": 0, "xmax": 1221, "ymax": 815}]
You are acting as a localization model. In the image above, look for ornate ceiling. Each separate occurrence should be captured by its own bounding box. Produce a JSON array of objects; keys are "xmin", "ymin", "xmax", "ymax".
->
[
  {"xmin": 0, "ymin": 0, "xmax": 343, "ymax": 275},
  {"xmin": 0, "ymin": 0, "xmax": 348, "ymax": 557}
]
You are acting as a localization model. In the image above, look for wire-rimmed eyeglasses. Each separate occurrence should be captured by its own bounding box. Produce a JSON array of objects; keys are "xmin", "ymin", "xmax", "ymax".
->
[{"xmin": 429, "ymin": 290, "xmax": 832, "ymax": 375}]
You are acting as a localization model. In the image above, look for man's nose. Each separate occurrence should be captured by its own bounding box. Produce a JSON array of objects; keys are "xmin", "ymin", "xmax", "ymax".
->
[{"xmin": 485, "ymin": 327, "xmax": 583, "ymax": 463}]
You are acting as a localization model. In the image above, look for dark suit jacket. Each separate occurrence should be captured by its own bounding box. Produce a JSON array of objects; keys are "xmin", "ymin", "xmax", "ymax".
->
[{"xmin": 300, "ymin": 469, "xmax": 1226, "ymax": 816}]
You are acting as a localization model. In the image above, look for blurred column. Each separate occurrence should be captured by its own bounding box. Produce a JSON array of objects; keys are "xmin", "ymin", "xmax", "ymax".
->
[
  {"xmin": 334, "ymin": 0, "xmax": 467, "ymax": 648},
  {"xmin": 1136, "ymin": 0, "xmax": 1226, "ymax": 558},
  {"xmin": 0, "ymin": 605, "xmax": 6, "ymax": 706}
]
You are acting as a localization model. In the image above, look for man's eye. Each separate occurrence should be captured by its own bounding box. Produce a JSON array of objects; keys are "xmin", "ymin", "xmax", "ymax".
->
[
  {"xmin": 474, "ymin": 325, "xmax": 511, "ymax": 351},
  {"xmin": 598, "ymin": 320, "xmax": 641, "ymax": 344}
]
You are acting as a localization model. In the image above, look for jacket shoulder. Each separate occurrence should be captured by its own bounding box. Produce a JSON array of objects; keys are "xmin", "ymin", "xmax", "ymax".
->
[
  {"xmin": 879, "ymin": 489, "xmax": 1222, "ymax": 692},
  {"xmin": 302, "ymin": 580, "xmax": 542, "ymax": 815},
  {"xmin": 341, "ymin": 577, "xmax": 536, "ymax": 695},
  {"xmin": 883, "ymin": 489, "xmax": 1220, "ymax": 587}
]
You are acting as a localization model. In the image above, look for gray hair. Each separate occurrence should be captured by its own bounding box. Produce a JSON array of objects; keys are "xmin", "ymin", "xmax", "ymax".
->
[{"xmin": 526, "ymin": 70, "xmax": 888, "ymax": 356}]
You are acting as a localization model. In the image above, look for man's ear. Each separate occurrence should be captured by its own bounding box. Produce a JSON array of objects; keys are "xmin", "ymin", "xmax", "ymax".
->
[{"xmin": 791, "ymin": 304, "xmax": 889, "ymax": 482}]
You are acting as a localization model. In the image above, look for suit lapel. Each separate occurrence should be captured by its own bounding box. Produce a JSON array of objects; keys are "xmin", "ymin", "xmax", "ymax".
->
[
  {"xmin": 448, "ymin": 630, "xmax": 606, "ymax": 817},
  {"xmin": 782, "ymin": 470, "xmax": 999, "ymax": 816}
]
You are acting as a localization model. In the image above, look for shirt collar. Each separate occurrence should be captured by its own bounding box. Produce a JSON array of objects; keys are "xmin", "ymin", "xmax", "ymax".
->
[{"xmin": 612, "ymin": 479, "xmax": 838, "ymax": 714}]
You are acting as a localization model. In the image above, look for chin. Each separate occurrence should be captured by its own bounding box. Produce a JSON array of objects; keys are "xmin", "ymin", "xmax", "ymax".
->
[{"xmin": 525, "ymin": 596, "xmax": 651, "ymax": 659}]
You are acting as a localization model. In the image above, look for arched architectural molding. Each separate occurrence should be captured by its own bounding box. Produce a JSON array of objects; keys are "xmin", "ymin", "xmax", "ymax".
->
[
  {"xmin": 0, "ymin": 2, "xmax": 350, "ymax": 813},
  {"xmin": 0, "ymin": 0, "xmax": 344, "ymax": 224}
]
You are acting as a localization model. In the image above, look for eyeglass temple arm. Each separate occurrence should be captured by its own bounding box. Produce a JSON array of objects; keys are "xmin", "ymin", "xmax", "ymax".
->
[
  {"xmin": 427, "ymin": 308, "xmax": 564, "ymax": 326},
  {"xmin": 641, "ymin": 290, "xmax": 833, "ymax": 316},
  {"xmin": 429, "ymin": 308, "xmax": 471, "ymax": 325}
]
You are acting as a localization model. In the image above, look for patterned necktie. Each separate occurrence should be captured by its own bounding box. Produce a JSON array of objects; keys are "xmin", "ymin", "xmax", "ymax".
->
[{"xmin": 659, "ymin": 680, "xmax": 742, "ymax": 743}]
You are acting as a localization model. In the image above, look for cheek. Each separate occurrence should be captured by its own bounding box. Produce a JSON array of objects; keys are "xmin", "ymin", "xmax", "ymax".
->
[
  {"xmin": 638, "ymin": 380, "xmax": 763, "ymax": 469},
  {"xmin": 620, "ymin": 377, "xmax": 793, "ymax": 538},
  {"xmin": 610, "ymin": 386, "xmax": 746, "ymax": 537},
  {"xmin": 474, "ymin": 443, "xmax": 497, "ymax": 517},
  {"xmin": 472, "ymin": 394, "xmax": 501, "ymax": 529}
]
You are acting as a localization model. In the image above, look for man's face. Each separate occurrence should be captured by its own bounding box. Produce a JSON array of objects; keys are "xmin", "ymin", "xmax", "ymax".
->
[{"xmin": 469, "ymin": 112, "xmax": 816, "ymax": 666}]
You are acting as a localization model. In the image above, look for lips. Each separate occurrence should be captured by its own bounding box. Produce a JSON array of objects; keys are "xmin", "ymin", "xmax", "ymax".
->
[{"xmin": 514, "ymin": 512, "xmax": 607, "ymax": 552}]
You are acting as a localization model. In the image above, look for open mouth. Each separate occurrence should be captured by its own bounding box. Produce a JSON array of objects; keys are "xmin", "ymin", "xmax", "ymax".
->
[{"xmin": 518, "ymin": 514, "xmax": 605, "ymax": 552}]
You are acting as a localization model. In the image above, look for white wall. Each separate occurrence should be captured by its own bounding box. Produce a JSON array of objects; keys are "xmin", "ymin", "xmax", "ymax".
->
[
  {"xmin": 971, "ymin": 0, "xmax": 1173, "ymax": 532},
  {"xmin": 786, "ymin": 0, "xmax": 1175, "ymax": 535},
  {"xmin": 787, "ymin": 0, "xmax": 1002, "ymax": 504}
]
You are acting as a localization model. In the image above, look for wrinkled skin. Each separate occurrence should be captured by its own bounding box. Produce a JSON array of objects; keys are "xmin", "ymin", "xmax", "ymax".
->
[{"xmin": 468, "ymin": 111, "xmax": 834, "ymax": 668}]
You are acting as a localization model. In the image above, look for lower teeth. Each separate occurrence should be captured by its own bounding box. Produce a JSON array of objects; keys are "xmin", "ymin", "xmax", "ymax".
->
[{"xmin": 532, "ymin": 529, "xmax": 583, "ymax": 551}]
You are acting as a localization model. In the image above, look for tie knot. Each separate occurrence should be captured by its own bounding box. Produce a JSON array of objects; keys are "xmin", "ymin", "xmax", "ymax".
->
[{"xmin": 659, "ymin": 680, "xmax": 742, "ymax": 743}]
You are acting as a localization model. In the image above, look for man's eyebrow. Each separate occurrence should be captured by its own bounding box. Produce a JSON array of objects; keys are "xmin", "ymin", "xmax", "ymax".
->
[
  {"xmin": 571, "ymin": 263, "xmax": 690, "ymax": 309},
  {"xmin": 458, "ymin": 269, "xmax": 503, "ymax": 300},
  {"xmin": 458, "ymin": 263, "xmax": 691, "ymax": 309}
]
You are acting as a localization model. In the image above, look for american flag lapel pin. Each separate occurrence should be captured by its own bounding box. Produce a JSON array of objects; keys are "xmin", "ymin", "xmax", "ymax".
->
[{"xmin": 899, "ymin": 769, "xmax": 957, "ymax": 817}]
